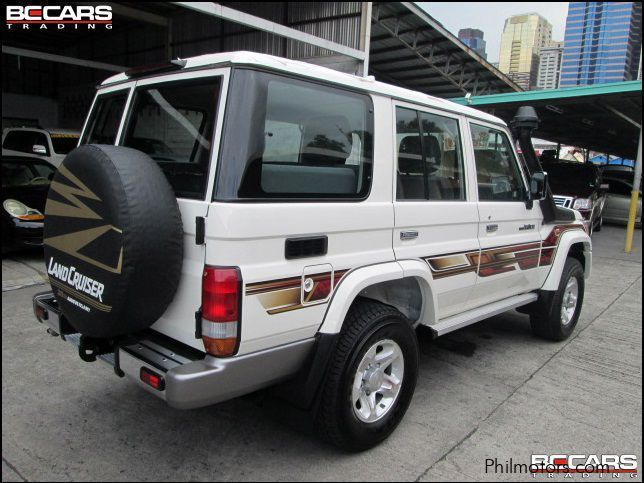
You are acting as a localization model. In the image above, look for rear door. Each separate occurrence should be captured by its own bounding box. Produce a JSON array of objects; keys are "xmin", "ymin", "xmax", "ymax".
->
[
  {"xmin": 80, "ymin": 69, "xmax": 230, "ymax": 350},
  {"xmin": 467, "ymin": 121, "xmax": 542, "ymax": 307},
  {"xmin": 392, "ymin": 102, "xmax": 480, "ymax": 319},
  {"xmin": 123, "ymin": 69, "xmax": 229, "ymax": 349}
]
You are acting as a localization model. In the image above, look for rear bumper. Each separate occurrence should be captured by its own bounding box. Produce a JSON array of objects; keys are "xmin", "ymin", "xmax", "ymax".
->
[{"xmin": 33, "ymin": 292, "xmax": 314, "ymax": 409}]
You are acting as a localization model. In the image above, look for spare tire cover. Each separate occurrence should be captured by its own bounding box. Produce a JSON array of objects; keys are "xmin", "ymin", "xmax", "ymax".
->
[{"xmin": 43, "ymin": 145, "xmax": 183, "ymax": 338}]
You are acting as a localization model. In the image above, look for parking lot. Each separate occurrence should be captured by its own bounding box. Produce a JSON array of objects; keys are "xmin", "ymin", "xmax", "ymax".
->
[{"xmin": 1, "ymin": 225, "xmax": 641, "ymax": 482}]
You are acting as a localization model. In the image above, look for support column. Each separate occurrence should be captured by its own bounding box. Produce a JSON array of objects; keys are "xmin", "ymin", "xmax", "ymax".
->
[
  {"xmin": 357, "ymin": 2, "xmax": 372, "ymax": 77},
  {"xmin": 625, "ymin": 129, "xmax": 642, "ymax": 253}
]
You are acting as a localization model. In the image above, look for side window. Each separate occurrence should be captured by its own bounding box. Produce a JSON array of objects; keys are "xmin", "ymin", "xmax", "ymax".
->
[
  {"xmin": 3, "ymin": 131, "xmax": 50, "ymax": 156},
  {"xmin": 122, "ymin": 77, "xmax": 222, "ymax": 200},
  {"xmin": 217, "ymin": 69, "xmax": 373, "ymax": 200},
  {"xmin": 81, "ymin": 91, "xmax": 127, "ymax": 145},
  {"xmin": 396, "ymin": 107, "xmax": 465, "ymax": 201},
  {"xmin": 470, "ymin": 123, "xmax": 526, "ymax": 202}
]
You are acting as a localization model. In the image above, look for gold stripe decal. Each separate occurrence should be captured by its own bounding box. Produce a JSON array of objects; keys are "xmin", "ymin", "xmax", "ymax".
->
[
  {"xmin": 247, "ymin": 270, "xmax": 349, "ymax": 315},
  {"xmin": 49, "ymin": 278, "xmax": 112, "ymax": 313},
  {"xmin": 44, "ymin": 164, "xmax": 123, "ymax": 274}
]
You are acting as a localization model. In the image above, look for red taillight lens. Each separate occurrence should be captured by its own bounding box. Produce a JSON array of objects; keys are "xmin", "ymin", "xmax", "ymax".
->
[
  {"xmin": 140, "ymin": 367, "xmax": 165, "ymax": 391},
  {"xmin": 201, "ymin": 266, "xmax": 241, "ymax": 358},
  {"xmin": 202, "ymin": 267, "xmax": 240, "ymax": 322}
]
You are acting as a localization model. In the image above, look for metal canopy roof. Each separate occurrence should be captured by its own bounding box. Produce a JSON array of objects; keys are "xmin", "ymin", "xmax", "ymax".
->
[
  {"xmin": 450, "ymin": 81, "xmax": 643, "ymax": 160},
  {"xmin": 369, "ymin": 2, "xmax": 522, "ymax": 98}
]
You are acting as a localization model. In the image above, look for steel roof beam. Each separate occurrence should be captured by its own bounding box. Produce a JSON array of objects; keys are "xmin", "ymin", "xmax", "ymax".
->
[{"xmin": 173, "ymin": 1, "xmax": 366, "ymax": 61}]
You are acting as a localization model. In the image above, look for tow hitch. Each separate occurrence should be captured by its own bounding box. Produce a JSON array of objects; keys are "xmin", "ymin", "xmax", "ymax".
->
[{"xmin": 78, "ymin": 336, "xmax": 115, "ymax": 362}]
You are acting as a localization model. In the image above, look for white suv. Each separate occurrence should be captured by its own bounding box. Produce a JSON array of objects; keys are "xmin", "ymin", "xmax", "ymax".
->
[
  {"xmin": 2, "ymin": 127, "xmax": 80, "ymax": 167},
  {"xmin": 33, "ymin": 52, "xmax": 591, "ymax": 451}
]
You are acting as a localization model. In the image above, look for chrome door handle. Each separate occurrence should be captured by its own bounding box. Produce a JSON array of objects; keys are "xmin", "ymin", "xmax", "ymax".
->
[
  {"xmin": 486, "ymin": 224, "xmax": 499, "ymax": 233},
  {"xmin": 400, "ymin": 231, "xmax": 419, "ymax": 240}
]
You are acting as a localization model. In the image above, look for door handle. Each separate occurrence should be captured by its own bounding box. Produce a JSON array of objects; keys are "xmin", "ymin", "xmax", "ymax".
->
[
  {"xmin": 400, "ymin": 231, "xmax": 419, "ymax": 240},
  {"xmin": 486, "ymin": 224, "xmax": 499, "ymax": 233}
]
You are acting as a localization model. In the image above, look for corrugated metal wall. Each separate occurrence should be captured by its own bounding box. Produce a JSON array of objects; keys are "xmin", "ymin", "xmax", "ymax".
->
[{"xmin": 2, "ymin": 2, "xmax": 365, "ymax": 128}]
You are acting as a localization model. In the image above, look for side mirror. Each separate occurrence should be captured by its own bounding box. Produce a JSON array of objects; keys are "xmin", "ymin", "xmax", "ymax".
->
[
  {"xmin": 32, "ymin": 144, "xmax": 47, "ymax": 155},
  {"xmin": 530, "ymin": 171, "xmax": 548, "ymax": 201}
]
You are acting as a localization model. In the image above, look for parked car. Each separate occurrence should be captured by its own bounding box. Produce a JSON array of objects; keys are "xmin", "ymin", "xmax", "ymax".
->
[
  {"xmin": 2, "ymin": 155, "xmax": 55, "ymax": 254},
  {"xmin": 541, "ymin": 158, "xmax": 606, "ymax": 234},
  {"xmin": 2, "ymin": 127, "xmax": 80, "ymax": 167},
  {"xmin": 32, "ymin": 52, "xmax": 591, "ymax": 451},
  {"xmin": 601, "ymin": 171, "xmax": 642, "ymax": 227}
]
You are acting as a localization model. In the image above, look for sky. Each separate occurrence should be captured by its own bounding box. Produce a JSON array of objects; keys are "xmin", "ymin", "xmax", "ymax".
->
[{"xmin": 417, "ymin": 2, "xmax": 570, "ymax": 63}]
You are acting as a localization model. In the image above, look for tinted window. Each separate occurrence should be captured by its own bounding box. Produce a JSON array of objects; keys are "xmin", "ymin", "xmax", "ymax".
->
[
  {"xmin": 396, "ymin": 107, "xmax": 465, "ymax": 201},
  {"xmin": 50, "ymin": 135, "xmax": 79, "ymax": 154},
  {"xmin": 81, "ymin": 91, "xmax": 127, "ymax": 145},
  {"xmin": 216, "ymin": 69, "xmax": 373, "ymax": 200},
  {"xmin": 122, "ymin": 78, "xmax": 222, "ymax": 200},
  {"xmin": 471, "ymin": 124, "xmax": 525, "ymax": 202},
  {"xmin": 2, "ymin": 161, "xmax": 54, "ymax": 188},
  {"xmin": 3, "ymin": 131, "xmax": 50, "ymax": 155},
  {"xmin": 605, "ymin": 178, "xmax": 632, "ymax": 196}
]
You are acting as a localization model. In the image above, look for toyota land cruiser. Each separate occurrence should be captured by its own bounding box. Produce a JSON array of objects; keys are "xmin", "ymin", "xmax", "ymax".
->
[{"xmin": 33, "ymin": 52, "xmax": 591, "ymax": 451}]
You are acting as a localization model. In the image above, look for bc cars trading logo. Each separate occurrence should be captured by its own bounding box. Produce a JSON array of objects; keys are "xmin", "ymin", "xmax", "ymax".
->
[
  {"xmin": 5, "ymin": 5, "xmax": 113, "ymax": 29},
  {"xmin": 531, "ymin": 454, "xmax": 638, "ymax": 476}
]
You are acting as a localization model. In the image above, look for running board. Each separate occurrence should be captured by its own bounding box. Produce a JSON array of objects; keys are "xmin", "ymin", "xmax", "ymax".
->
[{"xmin": 429, "ymin": 293, "xmax": 538, "ymax": 337}]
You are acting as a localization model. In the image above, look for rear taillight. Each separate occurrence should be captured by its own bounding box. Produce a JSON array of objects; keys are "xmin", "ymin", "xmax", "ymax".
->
[{"xmin": 201, "ymin": 266, "xmax": 241, "ymax": 358}]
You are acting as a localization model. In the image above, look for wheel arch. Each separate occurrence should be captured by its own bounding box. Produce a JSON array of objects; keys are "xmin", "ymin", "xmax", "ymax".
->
[
  {"xmin": 318, "ymin": 260, "xmax": 437, "ymax": 335},
  {"xmin": 542, "ymin": 231, "xmax": 592, "ymax": 291}
]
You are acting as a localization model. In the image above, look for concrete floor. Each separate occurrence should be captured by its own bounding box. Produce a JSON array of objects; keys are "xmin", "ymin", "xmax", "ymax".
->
[{"xmin": 2, "ymin": 225, "xmax": 642, "ymax": 481}]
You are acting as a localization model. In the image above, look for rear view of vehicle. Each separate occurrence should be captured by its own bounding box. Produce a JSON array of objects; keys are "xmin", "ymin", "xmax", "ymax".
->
[
  {"xmin": 32, "ymin": 52, "xmax": 592, "ymax": 452},
  {"xmin": 2, "ymin": 127, "xmax": 80, "ymax": 167}
]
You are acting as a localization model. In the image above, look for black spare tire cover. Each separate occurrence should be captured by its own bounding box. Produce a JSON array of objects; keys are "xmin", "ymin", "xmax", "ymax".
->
[{"xmin": 43, "ymin": 145, "xmax": 183, "ymax": 338}]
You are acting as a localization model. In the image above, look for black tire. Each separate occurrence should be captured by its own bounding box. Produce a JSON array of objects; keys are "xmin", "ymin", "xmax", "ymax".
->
[
  {"xmin": 315, "ymin": 298, "xmax": 419, "ymax": 451},
  {"xmin": 594, "ymin": 215, "xmax": 603, "ymax": 232},
  {"xmin": 530, "ymin": 257, "xmax": 584, "ymax": 341},
  {"xmin": 43, "ymin": 145, "xmax": 183, "ymax": 338}
]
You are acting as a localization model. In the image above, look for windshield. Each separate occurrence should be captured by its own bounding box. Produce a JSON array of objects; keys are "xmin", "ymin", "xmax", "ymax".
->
[
  {"xmin": 2, "ymin": 161, "xmax": 55, "ymax": 188},
  {"xmin": 50, "ymin": 135, "xmax": 79, "ymax": 154},
  {"xmin": 545, "ymin": 162, "xmax": 599, "ymax": 193}
]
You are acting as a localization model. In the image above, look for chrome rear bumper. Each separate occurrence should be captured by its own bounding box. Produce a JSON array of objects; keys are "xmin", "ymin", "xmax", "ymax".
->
[{"xmin": 32, "ymin": 292, "xmax": 314, "ymax": 409}]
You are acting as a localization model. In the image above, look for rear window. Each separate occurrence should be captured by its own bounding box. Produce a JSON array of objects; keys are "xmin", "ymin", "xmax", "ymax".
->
[
  {"xmin": 3, "ymin": 130, "xmax": 50, "ymax": 156},
  {"xmin": 215, "ymin": 69, "xmax": 373, "ymax": 201},
  {"xmin": 81, "ymin": 91, "xmax": 127, "ymax": 145},
  {"xmin": 122, "ymin": 77, "xmax": 221, "ymax": 200}
]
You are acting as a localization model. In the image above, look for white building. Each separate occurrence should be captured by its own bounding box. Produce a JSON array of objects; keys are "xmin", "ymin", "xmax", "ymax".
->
[{"xmin": 537, "ymin": 41, "xmax": 564, "ymax": 90}]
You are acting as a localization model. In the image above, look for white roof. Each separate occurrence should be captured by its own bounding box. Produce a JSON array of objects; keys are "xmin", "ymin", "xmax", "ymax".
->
[{"xmin": 101, "ymin": 51, "xmax": 505, "ymax": 126}]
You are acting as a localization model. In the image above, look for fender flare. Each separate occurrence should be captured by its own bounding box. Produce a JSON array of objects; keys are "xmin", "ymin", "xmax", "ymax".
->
[
  {"xmin": 318, "ymin": 259, "xmax": 438, "ymax": 334},
  {"xmin": 542, "ymin": 230, "xmax": 592, "ymax": 291}
]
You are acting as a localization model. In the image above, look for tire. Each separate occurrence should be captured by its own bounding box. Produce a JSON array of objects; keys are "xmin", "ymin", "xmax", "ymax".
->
[
  {"xmin": 530, "ymin": 257, "xmax": 584, "ymax": 341},
  {"xmin": 315, "ymin": 298, "xmax": 419, "ymax": 451},
  {"xmin": 43, "ymin": 145, "xmax": 183, "ymax": 338}
]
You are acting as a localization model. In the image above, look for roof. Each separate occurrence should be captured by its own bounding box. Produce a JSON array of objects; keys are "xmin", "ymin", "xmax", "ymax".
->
[
  {"xmin": 450, "ymin": 81, "xmax": 642, "ymax": 159},
  {"xmin": 368, "ymin": 2, "xmax": 522, "ymax": 98},
  {"xmin": 100, "ymin": 50, "xmax": 506, "ymax": 126}
]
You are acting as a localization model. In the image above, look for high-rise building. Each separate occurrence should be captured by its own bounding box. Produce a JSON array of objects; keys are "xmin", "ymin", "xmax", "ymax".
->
[
  {"xmin": 458, "ymin": 28, "xmax": 487, "ymax": 59},
  {"xmin": 559, "ymin": 2, "xmax": 642, "ymax": 87},
  {"xmin": 537, "ymin": 41, "xmax": 564, "ymax": 89},
  {"xmin": 498, "ymin": 13, "xmax": 553, "ymax": 90}
]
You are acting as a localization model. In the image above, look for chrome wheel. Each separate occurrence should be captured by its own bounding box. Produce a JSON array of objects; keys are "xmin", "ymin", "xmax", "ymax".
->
[
  {"xmin": 560, "ymin": 276, "xmax": 579, "ymax": 326},
  {"xmin": 351, "ymin": 339, "xmax": 404, "ymax": 423}
]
